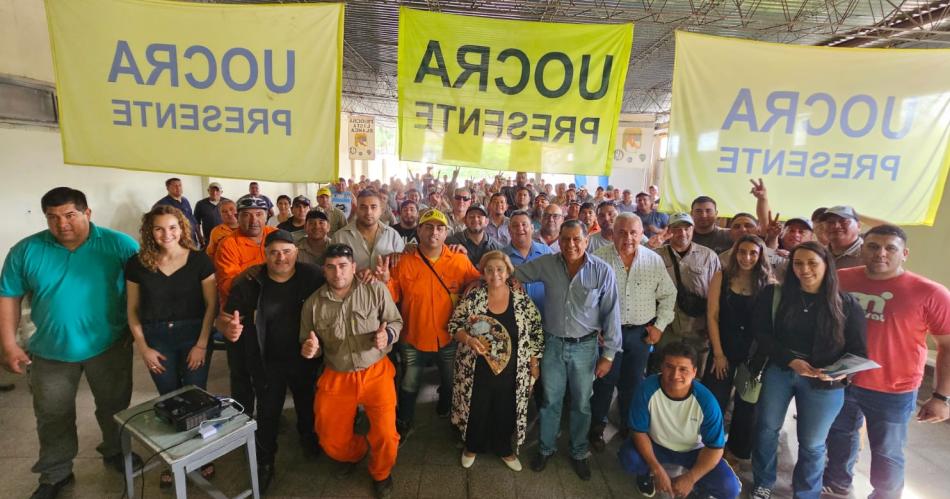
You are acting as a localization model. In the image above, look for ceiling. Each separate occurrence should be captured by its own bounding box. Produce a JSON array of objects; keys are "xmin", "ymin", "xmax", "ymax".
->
[{"xmin": 212, "ymin": 0, "xmax": 950, "ymax": 123}]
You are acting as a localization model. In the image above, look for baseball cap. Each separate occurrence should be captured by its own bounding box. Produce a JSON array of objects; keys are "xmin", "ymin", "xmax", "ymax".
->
[
  {"xmin": 292, "ymin": 195, "xmax": 311, "ymax": 207},
  {"xmin": 306, "ymin": 210, "xmax": 328, "ymax": 222},
  {"xmin": 819, "ymin": 205, "xmax": 859, "ymax": 222},
  {"xmin": 236, "ymin": 195, "xmax": 268, "ymax": 211},
  {"xmin": 264, "ymin": 230, "xmax": 295, "ymax": 246},
  {"xmin": 208, "ymin": 182, "xmax": 222, "ymax": 190},
  {"xmin": 785, "ymin": 217, "xmax": 814, "ymax": 230},
  {"xmin": 466, "ymin": 204, "xmax": 488, "ymax": 216},
  {"xmin": 419, "ymin": 208, "xmax": 448, "ymax": 226},
  {"xmin": 668, "ymin": 212, "xmax": 695, "ymax": 227},
  {"xmin": 316, "ymin": 187, "xmax": 332, "ymax": 197}
]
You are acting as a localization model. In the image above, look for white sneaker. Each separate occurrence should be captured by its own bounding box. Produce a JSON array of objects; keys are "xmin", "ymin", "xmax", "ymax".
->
[
  {"xmin": 501, "ymin": 456, "xmax": 522, "ymax": 472},
  {"xmin": 461, "ymin": 452, "xmax": 476, "ymax": 469}
]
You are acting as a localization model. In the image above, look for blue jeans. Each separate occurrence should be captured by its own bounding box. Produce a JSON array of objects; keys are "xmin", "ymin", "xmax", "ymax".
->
[
  {"xmin": 823, "ymin": 386, "xmax": 916, "ymax": 499},
  {"xmin": 752, "ymin": 365, "xmax": 844, "ymax": 499},
  {"xmin": 618, "ymin": 438, "xmax": 741, "ymax": 499},
  {"xmin": 142, "ymin": 319, "xmax": 211, "ymax": 395},
  {"xmin": 397, "ymin": 341, "xmax": 456, "ymax": 425},
  {"xmin": 539, "ymin": 334, "xmax": 598, "ymax": 459},
  {"xmin": 590, "ymin": 325, "xmax": 651, "ymax": 430}
]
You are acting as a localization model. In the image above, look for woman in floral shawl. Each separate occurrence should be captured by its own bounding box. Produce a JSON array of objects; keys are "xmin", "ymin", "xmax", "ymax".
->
[{"xmin": 449, "ymin": 251, "xmax": 544, "ymax": 471}]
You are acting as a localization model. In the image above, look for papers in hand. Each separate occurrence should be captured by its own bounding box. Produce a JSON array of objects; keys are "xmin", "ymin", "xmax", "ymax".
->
[{"xmin": 821, "ymin": 353, "xmax": 881, "ymax": 378}]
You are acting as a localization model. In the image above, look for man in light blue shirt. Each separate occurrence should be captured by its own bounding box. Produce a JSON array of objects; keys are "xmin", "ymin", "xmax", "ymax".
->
[
  {"xmin": 514, "ymin": 219, "xmax": 621, "ymax": 481},
  {"xmin": 0, "ymin": 187, "xmax": 140, "ymax": 498},
  {"xmin": 636, "ymin": 192, "xmax": 670, "ymax": 239},
  {"xmin": 503, "ymin": 210, "xmax": 552, "ymax": 314}
]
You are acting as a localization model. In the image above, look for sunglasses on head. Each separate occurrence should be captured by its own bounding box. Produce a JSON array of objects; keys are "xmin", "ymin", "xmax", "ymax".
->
[{"xmin": 325, "ymin": 244, "xmax": 354, "ymax": 258}]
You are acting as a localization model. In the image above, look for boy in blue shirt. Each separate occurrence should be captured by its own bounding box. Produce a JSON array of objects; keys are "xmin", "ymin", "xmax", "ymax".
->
[{"xmin": 619, "ymin": 341, "xmax": 741, "ymax": 498}]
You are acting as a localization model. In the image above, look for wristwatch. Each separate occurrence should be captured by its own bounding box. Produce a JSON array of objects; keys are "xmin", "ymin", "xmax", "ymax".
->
[{"xmin": 932, "ymin": 392, "xmax": 950, "ymax": 406}]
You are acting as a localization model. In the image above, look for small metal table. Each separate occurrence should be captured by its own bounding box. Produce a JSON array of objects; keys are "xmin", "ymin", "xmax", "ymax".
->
[{"xmin": 113, "ymin": 387, "xmax": 260, "ymax": 499}]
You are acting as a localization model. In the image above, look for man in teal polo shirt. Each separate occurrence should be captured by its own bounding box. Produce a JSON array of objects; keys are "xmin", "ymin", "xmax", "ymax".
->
[{"xmin": 0, "ymin": 187, "xmax": 140, "ymax": 499}]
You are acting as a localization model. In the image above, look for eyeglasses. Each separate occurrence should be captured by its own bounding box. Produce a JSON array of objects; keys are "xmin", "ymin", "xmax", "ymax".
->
[
  {"xmin": 542, "ymin": 213, "xmax": 563, "ymax": 219},
  {"xmin": 454, "ymin": 196, "xmax": 471, "ymax": 201},
  {"xmin": 325, "ymin": 244, "xmax": 354, "ymax": 258}
]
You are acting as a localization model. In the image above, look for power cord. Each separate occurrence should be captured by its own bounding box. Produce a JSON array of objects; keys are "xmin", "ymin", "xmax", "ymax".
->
[
  {"xmin": 117, "ymin": 408, "xmax": 154, "ymax": 499},
  {"xmin": 119, "ymin": 397, "xmax": 244, "ymax": 499}
]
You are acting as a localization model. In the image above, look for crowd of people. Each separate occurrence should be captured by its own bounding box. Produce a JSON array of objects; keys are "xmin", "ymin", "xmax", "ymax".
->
[{"xmin": 1, "ymin": 168, "xmax": 949, "ymax": 499}]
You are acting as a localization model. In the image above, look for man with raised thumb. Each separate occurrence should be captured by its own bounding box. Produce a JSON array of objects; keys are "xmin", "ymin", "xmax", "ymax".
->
[
  {"xmin": 217, "ymin": 230, "xmax": 324, "ymax": 493},
  {"xmin": 301, "ymin": 330, "xmax": 320, "ymax": 358},
  {"xmin": 220, "ymin": 310, "xmax": 243, "ymax": 342},
  {"xmin": 300, "ymin": 243, "xmax": 403, "ymax": 499}
]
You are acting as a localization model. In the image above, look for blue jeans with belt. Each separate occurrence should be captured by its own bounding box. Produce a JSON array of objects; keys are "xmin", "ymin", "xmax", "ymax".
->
[
  {"xmin": 752, "ymin": 365, "xmax": 844, "ymax": 499},
  {"xmin": 142, "ymin": 319, "xmax": 211, "ymax": 394},
  {"xmin": 823, "ymin": 385, "xmax": 917, "ymax": 499},
  {"xmin": 539, "ymin": 333, "xmax": 599, "ymax": 459},
  {"xmin": 590, "ymin": 324, "xmax": 651, "ymax": 431}
]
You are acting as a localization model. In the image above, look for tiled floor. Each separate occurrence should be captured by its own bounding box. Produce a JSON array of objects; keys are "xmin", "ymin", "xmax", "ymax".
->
[{"xmin": 1, "ymin": 349, "xmax": 948, "ymax": 498}]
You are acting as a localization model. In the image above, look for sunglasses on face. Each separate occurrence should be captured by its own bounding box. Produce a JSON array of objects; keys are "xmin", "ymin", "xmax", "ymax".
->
[{"xmin": 454, "ymin": 196, "xmax": 471, "ymax": 201}]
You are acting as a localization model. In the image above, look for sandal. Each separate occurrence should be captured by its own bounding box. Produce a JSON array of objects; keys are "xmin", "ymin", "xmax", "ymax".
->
[
  {"xmin": 159, "ymin": 470, "xmax": 173, "ymax": 489},
  {"xmin": 200, "ymin": 462, "xmax": 215, "ymax": 480}
]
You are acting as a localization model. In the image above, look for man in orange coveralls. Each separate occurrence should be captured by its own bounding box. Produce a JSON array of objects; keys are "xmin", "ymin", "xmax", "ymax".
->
[{"xmin": 300, "ymin": 243, "xmax": 403, "ymax": 499}]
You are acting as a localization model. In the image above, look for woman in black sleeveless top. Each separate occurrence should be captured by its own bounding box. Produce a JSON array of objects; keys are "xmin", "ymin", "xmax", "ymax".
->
[{"xmin": 702, "ymin": 235, "xmax": 774, "ymax": 462}]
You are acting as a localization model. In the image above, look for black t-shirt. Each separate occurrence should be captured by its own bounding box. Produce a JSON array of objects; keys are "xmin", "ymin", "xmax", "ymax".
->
[
  {"xmin": 125, "ymin": 250, "xmax": 215, "ymax": 323},
  {"xmin": 225, "ymin": 263, "xmax": 324, "ymax": 361},
  {"xmin": 277, "ymin": 219, "xmax": 306, "ymax": 233},
  {"xmin": 391, "ymin": 223, "xmax": 418, "ymax": 245}
]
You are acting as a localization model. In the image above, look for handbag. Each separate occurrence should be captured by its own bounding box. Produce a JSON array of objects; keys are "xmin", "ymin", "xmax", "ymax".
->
[
  {"xmin": 667, "ymin": 246, "xmax": 707, "ymax": 317},
  {"xmin": 732, "ymin": 286, "xmax": 781, "ymax": 403}
]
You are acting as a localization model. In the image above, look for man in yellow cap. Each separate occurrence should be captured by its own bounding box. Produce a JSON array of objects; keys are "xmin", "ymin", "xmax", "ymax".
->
[
  {"xmin": 316, "ymin": 187, "xmax": 347, "ymax": 235},
  {"xmin": 375, "ymin": 209, "xmax": 482, "ymax": 435}
]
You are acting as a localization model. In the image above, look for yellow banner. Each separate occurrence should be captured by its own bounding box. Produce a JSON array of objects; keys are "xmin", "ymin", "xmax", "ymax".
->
[
  {"xmin": 45, "ymin": 0, "xmax": 344, "ymax": 182},
  {"xmin": 665, "ymin": 32, "xmax": 950, "ymax": 226},
  {"xmin": 397, "ymin": 7, "xmax": 632, "ymax": 175}
]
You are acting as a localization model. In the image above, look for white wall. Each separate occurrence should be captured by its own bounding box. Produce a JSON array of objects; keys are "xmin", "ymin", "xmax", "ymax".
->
[{"xmin": 0, "ymin": 125, "xmax": 302, "ymax": 263}]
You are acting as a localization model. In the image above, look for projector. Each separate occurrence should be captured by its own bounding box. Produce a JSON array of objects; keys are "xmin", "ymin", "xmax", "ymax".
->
[{"xmin": 153, "ymin": 387, "xmax": 223, "ymax": 431}]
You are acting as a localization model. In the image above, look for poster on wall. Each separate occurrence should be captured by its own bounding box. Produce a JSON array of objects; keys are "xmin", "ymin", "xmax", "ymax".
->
[
  {"xmin": 613, "ymin": 115, "xmax": 655, "ymax": 170},
  {"xmin": 665, "ymin": 31, "xmax": 950, "ymax": 225},
  {"xmin": 348, "ymin": 115, "xmax": 376, "ymax": 160},
  {"xmin": 45, "ymin": 0, "xmax": 344, "ymax": 182},
  {"xmin": 397, "ymin": 7, "xmax": 632, "ymax": 175}
]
